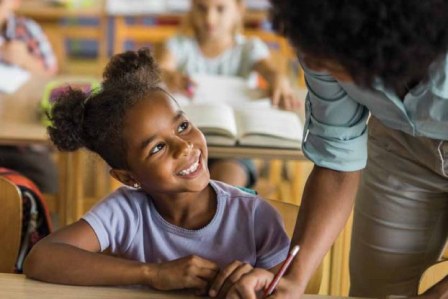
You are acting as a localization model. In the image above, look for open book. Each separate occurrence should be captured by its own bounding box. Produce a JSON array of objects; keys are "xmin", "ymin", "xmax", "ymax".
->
[{"xmin": 182, "ymin": 104, "xmax": 303, "ymax": 150}]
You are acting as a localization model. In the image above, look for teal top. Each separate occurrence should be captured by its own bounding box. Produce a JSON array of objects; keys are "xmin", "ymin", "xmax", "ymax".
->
[{"xmin": 302, "ymin": 54, "xmax": 448, "ymax": 171}]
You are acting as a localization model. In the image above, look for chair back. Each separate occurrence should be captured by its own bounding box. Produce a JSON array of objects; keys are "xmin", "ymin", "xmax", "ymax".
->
[
  {"xmin": 0, "ymin": 177, "xmax": 22, "ymax": 273},
  {"xmin": 265, "ymin": 198, "xmax": 323, "ymax": 294},
  {"xmin": 418, "ymin": 259, "xmax": 448, "ymax": 294},
  {"xmin": 113, "ymin": 16, "xmax": 178, "ymax": 56}
]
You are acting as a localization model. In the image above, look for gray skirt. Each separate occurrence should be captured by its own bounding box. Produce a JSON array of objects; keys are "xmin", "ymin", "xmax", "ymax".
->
[{"xmin": 349, "ymin": 117, "xmax": 448, "ymax": 297}]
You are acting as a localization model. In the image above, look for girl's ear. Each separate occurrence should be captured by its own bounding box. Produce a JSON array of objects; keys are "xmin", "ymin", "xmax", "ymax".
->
[{"xmin": 110, "ymin": 169, "xmax": 138, "ymax": 187}]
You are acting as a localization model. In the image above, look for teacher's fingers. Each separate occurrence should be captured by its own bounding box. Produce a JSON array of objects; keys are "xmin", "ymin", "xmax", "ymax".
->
[{"xmin": 226, "ymin": 268, "xmax": 274, "ymax": 299}]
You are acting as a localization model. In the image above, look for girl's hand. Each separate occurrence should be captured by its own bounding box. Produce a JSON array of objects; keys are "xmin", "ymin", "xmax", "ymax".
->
[
  {"xmin": 163, "ymin": 70, "xmax": 197, "ymax": 98},
  {"xmin": 270, "ymin": 75, "xmax": 301, "ymax": 111},
  {"xmin": 226, "ymin": 268, "xmax": 305, "ymax": 299},
  {"xmin": 208, "ymin": 260, "xmax": 253, "ymax": 298},
  {"xmin": 148, "ymin": 255, "xmax": 219, "ymax": 295}
]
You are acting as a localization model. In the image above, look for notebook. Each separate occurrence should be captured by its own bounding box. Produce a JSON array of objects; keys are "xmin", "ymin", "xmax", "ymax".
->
[
  {"xmin": 0, "ymin": 64, "xmax": 30, "ymax": 94},
  {"xmin": 173, "ymin": 74, "xmax": 270, "ymax": 109}
]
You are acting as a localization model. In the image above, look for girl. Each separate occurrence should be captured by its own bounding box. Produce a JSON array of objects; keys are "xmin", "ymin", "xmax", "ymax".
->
[
  {"xmin": 159, "ymin": 0, "xmax": 299, "ymax": 188},
  {"xmin": 23, "ymin": 48, "xmax": 290, "ymax": 298}
]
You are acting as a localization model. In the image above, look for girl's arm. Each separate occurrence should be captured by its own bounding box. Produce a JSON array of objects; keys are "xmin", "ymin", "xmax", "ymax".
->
[
  {"xmin": 1, "ymin": 40, "xmax": 54, "ymax": 76},
  {"xmin": 158, "ymin": 45, "xmax": 195, "ymax": 96},
  {"xmin": 253, "ymin": 58, "xmax": 299, "ymax": 111},
  {"xmin": 23, "ymin": 220, "xmax": 219, "ymax": 292}
]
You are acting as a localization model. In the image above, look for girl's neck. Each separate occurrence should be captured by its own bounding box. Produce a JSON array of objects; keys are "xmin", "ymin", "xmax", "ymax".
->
[
  {"xmin": 197, "ymin": 34, "xmax": 235, "ymax": 58},
  {"xmin": 150, "ymin": 184, "xmax": 217, "ymax": 230}
]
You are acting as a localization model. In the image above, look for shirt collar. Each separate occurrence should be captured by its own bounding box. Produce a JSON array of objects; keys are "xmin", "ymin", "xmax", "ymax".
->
[{"xmin": 372, "ymin": 54, "xmax": 448, "ymax": 99}]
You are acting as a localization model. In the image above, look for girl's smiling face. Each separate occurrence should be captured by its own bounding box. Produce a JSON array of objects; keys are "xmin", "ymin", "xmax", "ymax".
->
[
  {"xmin": 191, "ymin": 0, "xmax": 244, "ymax": 41},
  {"xmin": 118, "ymin": 90, "xmax": 210, "ymax": 196}
]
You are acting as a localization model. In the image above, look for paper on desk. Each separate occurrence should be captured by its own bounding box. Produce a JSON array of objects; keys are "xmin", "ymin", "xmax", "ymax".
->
[
  {"xmin": 173, "ymin": 74, "xmax": 271, "ymax": 109},
  {"xmin": 106, "ymin": 0, "xmax": 167, "ymax": 14},
  {"xmin": 0, "ymin": 63, "xmax": 30, "ymax": 94}
]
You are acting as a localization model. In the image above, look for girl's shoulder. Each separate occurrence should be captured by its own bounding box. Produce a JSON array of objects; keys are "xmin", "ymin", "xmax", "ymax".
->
[
  {"xmin": 91, "ymin": 186, "xmax": 149, "ymax": 211},
  {"xmin": 236, "ymin": 34, "xmax": 267, "ymax": 48},
  {"xmin": 210, "ymin": 180, "xmax": 270, "ymax": 210},
  {"xmin": 167, "ymin": 34, "xmax": 197, "ymax": 50}
]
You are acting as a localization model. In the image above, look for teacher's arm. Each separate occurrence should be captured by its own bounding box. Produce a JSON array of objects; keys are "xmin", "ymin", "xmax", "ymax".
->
[
  {"xmin": 284, "ymin": 166, "xmax": 360, "ymax": 295},
  {"xmin": 226, "ymin": 168, "xmax": 360, "ymax": 299},
  {"xmin": 228, "ymin": 61, "xmax": 370, "ymax": 299}
]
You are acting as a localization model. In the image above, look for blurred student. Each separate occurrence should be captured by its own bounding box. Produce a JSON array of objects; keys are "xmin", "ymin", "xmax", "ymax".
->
[
  {"xmin": 23, "ymin": 48, "xmax": 290, "ymax": 297},
  {"xmin": 0, "ymin": 0, "xmax": 57, "ymax": 75},
  {"xmin": 159, "ymin": 0, "xmax": 298, "ymax": 188},
  {"xmin": 0, "ymin": 0, "xmax": 58, "ymax": 193}
]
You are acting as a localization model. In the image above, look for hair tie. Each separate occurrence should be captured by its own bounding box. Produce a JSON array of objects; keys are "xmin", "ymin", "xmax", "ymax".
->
[{"xmin": 83, "ymin": 85, "xmax": 102, "ymax": 107}]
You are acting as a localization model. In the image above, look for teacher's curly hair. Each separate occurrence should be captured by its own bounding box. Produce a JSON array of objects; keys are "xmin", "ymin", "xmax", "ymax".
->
[
  {"xmin": 270, "ymin": 0, "xmax": 448, "ymax": 92},
  {"xmin": 48, "ymin": 48, "xmax": 162, "ymax": 170}
]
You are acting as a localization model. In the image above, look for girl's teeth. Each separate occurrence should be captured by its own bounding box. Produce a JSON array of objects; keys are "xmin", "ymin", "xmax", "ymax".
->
[{"xmin": 179, "ymin": 160, "xmax": 199, "ymax": 176}]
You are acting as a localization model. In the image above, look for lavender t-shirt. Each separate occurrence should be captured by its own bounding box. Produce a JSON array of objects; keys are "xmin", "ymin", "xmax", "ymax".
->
[{"xmin": 83, "ymin": 180, "xmax": 290, "ymax": 269}]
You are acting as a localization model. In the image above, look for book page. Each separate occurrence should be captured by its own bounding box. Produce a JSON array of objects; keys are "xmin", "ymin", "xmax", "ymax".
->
[
  {"xmin": 181, "ymin": 104, "xmax": 238, "ymax": 143},
  {"xmin": 235, "ymin": 107, "xmax": 303, "ymax": 148},
  {"xmin": 0, "ymin": 64, "xmax": 30, "ymax": 94}
]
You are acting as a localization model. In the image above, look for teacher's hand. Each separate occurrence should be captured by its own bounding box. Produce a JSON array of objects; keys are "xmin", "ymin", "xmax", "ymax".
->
[
  {"xmin": 209, "ymin": 260, "xmax": 253, "ymax": 298},
  {"xmin": 226, "ymin": 268, "xmax": 305, "ymax": 299}
]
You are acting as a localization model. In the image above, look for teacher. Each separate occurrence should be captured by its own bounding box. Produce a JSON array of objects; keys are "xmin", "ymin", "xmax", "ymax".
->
[{"xmin": 228, "ymin": 0, "xmax": 448, "ymax": 298}]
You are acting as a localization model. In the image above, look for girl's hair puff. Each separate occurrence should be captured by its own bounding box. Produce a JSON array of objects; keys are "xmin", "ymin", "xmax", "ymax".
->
[{"xmin": 48, "ymin": 48, "xmax": 161, "ymax": 170}]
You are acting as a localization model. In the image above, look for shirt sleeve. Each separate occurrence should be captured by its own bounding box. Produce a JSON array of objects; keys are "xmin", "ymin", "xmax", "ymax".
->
[
  {"xmin": 82, "ymin": 188, "xmax": 139, "ymax": 254},
  {"xmin": 166, "ymin": 35, "xmax": 187, "ymax": 67},
  {"xmin": 22, "ymin": 18, "xmax": 58, "ymax": 73},
  {"xmin": 244, "ymin": 36, "xmax": 270, "ymax": 67},
  {"xmin": 301, "ymin": 61, "xmax": 370, "ymax": 171},
  {"xmin": 253, "ymin": 199, "xmax": 290, "ymax": 269}
]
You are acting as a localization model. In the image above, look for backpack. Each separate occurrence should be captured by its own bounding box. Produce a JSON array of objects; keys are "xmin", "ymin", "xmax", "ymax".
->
[{"xmin": 0, "ymin": 167, "xmax": 52, "ymax": 273}]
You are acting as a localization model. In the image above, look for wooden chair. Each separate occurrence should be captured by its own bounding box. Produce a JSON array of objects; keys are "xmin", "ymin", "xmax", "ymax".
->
[
  {"xmin": 112, "ymin": 16, "xmax": 178, "ymax": 56},
  {"xmin": 0, "ymin": 177, "xmax": 22, "ymax": 273},
  {"xmin": 59, "ymin": 15, "xmax": 109, "ymax": 74},
  {"xmin": 418, "ymin": 259, "xmax": 448, "ymax": 294},
  {"xmin": 265, "ymin": 198, "xmax": 323, "ymax": 294}
]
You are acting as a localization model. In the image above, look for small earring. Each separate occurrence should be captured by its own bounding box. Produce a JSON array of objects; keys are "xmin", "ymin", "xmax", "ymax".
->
[{"xmin": 133, "ymin": 183, "xmax": 140, "ymax": 189}]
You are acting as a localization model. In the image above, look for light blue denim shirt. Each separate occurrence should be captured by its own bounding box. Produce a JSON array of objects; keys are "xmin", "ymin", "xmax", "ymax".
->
[{"xmin": 301, "ymin": 54, "xmax": 448, "ymax": 171}]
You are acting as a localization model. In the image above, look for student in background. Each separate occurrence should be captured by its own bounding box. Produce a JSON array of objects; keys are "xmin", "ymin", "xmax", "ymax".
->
[
  {"xmin": 0, "ymin": 0, "xmax": 58, "ymax": 193},
  {"xmin": 227, "ymin": 0, "xmax": 448, "ymax": 298},
  {"xmin": 158, "ymin": 0, "xmax": 299, "ymax": 188},
  {"xmin": 0, "ymin": 0, "xmax": 57, "ymax": 75},
  {"xmin": 23, "ymin": 48, "xmax": 290, "ymax": 297}
]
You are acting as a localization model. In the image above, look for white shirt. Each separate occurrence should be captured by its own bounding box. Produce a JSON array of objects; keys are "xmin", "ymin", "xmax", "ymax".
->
[{"xmin": 166, "ymin": 34, "xmax": 270, "ymax": 78}]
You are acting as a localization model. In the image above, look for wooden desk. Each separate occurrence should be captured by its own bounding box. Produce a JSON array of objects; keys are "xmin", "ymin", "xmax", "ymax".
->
[
  {"xmin": 0, "ymin": 76, "xmax": 93, "ymax": 226},
  {"xmin": 209, "ymin": 145, "xmax": 304, "ymax": 161},
  {"xmin": 0, "ymin": 78, "xmax": 47, "ymax": 144},
  {"xmin": 0, "ymin": 273, "xmax": 367, "ymax": 299}
]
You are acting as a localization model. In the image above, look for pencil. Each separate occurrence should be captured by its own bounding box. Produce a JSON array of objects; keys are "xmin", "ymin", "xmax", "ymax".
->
[{"xmin": 264, "ymin": 245, "xmax": 300, "ymax": 297}]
